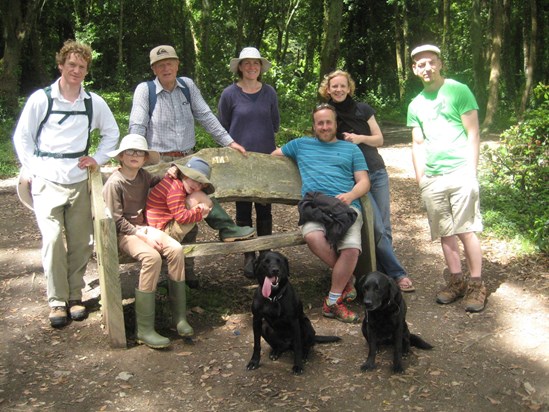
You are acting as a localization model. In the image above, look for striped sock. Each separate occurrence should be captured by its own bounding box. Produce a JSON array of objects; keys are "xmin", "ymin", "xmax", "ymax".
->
[{"xmin": 327, "ymin": 292, "xmax": 342, "ymax": 306}]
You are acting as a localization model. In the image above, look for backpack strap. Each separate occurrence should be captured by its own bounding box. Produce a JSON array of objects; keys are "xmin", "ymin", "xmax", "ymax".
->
[
  {"xmin": 147, "ymin": 77, "xmax": 191, "ymax": 117},
  {"xmin": 34, "ymin": 87, "xmax": 93, "ymax": 159}
]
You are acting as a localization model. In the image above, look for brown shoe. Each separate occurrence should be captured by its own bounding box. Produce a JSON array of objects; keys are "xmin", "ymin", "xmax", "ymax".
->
[
  {"xmin": 68, "ymin": 300, "xmax": 87, "ymax": 321},
  {"xmin": 49, "ymin": 306, "xmax": 67, "ymax": 328},
  {"xmin": 436, "ymin": 273, "xmax": 467, "ymax": 304},
  {"xmin": 463, "ymin": 279, "xmax": 487, "ymax": 312}
]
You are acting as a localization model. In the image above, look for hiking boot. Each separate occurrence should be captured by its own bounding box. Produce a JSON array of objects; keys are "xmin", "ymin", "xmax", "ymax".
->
[
  {"xmin": 342, "ymin": 278, "xmax": 357, "ymax": 303},
  {"xmin": 436, "ymin": 273, "xmax": 467, "ymax": 304},
  {"xmin": 68, "ymin": 300, "xmax": 87, "ymax": 321},
  {"xmin": 463, "ymin": 278, "xmax": 487, "ymax": 312},
  {"xmin": 322, "ymin": 297, "xmax": 359, "ymax": 323},
  {"xmin": 49, "ymin": 306, "xmax": 67, "ymax": 328}
]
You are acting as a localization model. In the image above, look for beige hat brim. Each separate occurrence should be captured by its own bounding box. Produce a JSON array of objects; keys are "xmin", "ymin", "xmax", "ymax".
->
[
  {"xmin": 106, "ymin": 134, "xmax": 161, "ymax": 166},
  {"xmin": 17, "ymin": 170, "xmax": 33, "ymax": 211},
  {"xmin": 229, "ymin": 57, "xmax": 272, "ymax": 74},
  {"xmin": 175, "ymin": 164, "xmax": 215, "ymax": 195}
]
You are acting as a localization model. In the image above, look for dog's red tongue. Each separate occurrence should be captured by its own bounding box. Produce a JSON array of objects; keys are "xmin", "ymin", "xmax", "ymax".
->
[{"xmin": 262, "ymin": 277, "xmax": 273, "ymax": 298}]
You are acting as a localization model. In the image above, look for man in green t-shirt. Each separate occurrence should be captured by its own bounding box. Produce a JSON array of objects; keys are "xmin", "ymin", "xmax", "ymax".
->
[{"xmin": 407, "ymin": 44, "xmax": 486, "ymax": 312}]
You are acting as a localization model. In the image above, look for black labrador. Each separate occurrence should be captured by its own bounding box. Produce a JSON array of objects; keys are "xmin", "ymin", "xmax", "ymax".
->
[
  {"xmin": 246, "ymin": 251, "xmax": 341, "ymax": 374},
  {"xmin": 359, "ymin": 271, "xmax": 433, "ymax": 373}
]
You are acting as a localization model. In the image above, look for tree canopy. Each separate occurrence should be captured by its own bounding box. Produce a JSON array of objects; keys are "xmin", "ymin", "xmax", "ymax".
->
[{"xmin": 1, "ymin": 0, "xmax": 547, "ymax": 128}]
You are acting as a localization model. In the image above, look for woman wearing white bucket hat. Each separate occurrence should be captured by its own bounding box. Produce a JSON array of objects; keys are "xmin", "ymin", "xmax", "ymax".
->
[{"xmin": 218, "ymin": 47, "xmax": 280, "ymax": 278}]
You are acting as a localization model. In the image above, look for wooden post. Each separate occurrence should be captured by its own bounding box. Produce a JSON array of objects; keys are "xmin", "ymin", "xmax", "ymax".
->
[
  {"xmin": 89, "ymin": 170, "xmax": 126, "ymax": 348},
  {"xmin": 355, "ymin": 195, "xmax": 377, "ymax": 277}
]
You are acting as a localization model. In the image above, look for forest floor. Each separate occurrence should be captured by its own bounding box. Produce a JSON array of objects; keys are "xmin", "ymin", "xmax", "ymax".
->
[{"xmin": 0, "ymin": 126, "xmax": 548, "ymax": 412}]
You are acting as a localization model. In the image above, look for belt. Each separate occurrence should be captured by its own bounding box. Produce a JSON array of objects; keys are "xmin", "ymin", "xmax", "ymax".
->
[{"xmin": 159, "ymin": 150, "xmax": 193, "ymax": 158}]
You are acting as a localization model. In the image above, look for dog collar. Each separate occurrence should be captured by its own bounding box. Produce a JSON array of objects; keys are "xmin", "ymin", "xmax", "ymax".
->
[{"xmin": 266, "ymin": 283, "xmax": 288, "ymax": 303}]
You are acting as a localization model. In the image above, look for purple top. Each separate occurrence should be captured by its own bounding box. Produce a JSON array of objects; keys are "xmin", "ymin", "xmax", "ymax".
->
[{"xmin": 218, "ymin": 83, "xmax": 280, "ymax": 154}]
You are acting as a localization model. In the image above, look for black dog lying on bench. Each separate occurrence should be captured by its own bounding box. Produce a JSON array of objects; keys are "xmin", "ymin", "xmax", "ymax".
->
[
  {"xmin": 246, "ymin": 251, "xmax": 341, "ymax": 374},
  {"xmin": 359, "ymin": 271, "xmax": 433, "ymax": 373}
]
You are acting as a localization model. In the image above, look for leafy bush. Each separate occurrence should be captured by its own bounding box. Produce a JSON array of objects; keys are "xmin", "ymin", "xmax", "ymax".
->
[{"xmin": 482, "ymin": 83, "xmax": 549, "ymax": 253}]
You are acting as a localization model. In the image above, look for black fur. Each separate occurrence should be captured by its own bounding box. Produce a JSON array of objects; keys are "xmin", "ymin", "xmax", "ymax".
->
[
  {"xmin": 359, "ymin": 271, "xmax": 433, "ymax": 373},
  {"xmin": 247, "ymin": 251, "xmax": 341, "ymax": 374}
]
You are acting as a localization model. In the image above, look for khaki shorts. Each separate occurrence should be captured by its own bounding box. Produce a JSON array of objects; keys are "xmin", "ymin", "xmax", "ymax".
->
[
  {"xmin": 164, "ymin": 220, "xmax": 196, "ymax": 243},
  {"xmin": 419, "ymin": 169, "xmax": 483, "ymax": 240},
  {"xmin": 300, "ymin": 205, "xmax": 363, "ymax": 252}
]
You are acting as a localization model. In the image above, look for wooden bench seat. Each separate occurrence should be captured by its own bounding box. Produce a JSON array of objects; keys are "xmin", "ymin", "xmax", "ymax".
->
[{"xmin": 90, "ymin": 147, "xmax": 376, "ymax": 348}]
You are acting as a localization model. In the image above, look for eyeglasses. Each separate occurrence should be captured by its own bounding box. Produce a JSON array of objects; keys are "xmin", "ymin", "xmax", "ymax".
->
[{"xmin": 124, "ymin": 149, "xmax": 146, "ymax": 157}]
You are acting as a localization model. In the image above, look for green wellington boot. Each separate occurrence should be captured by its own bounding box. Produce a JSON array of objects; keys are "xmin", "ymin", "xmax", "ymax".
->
[
  {"xmin": 181, "ymin": 225, "xmax": 199, "ymax": 289},
  {"xmin": 168, "ymin": 279, "xmax": 194, "ymax": 337},
  {"xmin": 135, "ymin": 289, "xmax": 170, "ymax": 349},
  {"xmin": 205, "ymin": 198, "xmax": 255, "ymax": 242}
]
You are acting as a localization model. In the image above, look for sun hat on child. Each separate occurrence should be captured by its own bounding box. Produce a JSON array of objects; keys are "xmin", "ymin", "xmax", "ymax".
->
[
  {"xmin": 229, "ymin": 47, "xmax": 271, "ymax": 74},
  {"xmin": 174, "ymin": 157, "xmax": 215, "ymax": 195},
  {"xmin": 107, "ymin": 134, "xmax": 160, "ymax": 165}
]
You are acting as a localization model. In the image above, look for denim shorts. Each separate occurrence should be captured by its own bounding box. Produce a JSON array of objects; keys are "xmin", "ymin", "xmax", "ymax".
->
[
  {"xmin": 300, "ymin": 205, "xmax": 363, "ymax": 252},
  {"xmin": 419, "ymin": 168, "xmax": 483, "ymax": 240}
]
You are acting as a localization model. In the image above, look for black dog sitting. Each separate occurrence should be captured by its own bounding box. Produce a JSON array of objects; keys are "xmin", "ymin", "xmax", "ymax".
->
[
  {"xmin": 359, "ymin": 271, "xmax": 433, "ymax": 373},
  {"xmin": 246, "ymin": 251, "xmax": 341, "ymax": 374}
]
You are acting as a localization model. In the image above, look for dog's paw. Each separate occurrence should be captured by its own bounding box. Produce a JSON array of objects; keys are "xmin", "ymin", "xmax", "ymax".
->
[
  {"xmin": 246, "ymin": 360, "xmax": 260, "ymax": 370},
  {"xmin": 360, "ymin": 361, "xmax": 377, "ymax": 371},
  {"xmin": 269, "ymin": 350, "xmax": 281, "ymax": 361},
  {"xmin": 292, "ymin": 365, "xmax": 304, "ymax": 375},
  {"xmin": 392, "ymin": 363, "xmax": 405, "ymax": 374}
]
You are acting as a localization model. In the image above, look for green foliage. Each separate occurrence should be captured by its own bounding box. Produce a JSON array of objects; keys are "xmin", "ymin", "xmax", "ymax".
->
[
  {"xmin": 0, "ymin": 100, "xmax": 21, "ymax": 178},
  {"xmin": 481, "ymin": 84, "xmax": 549, "ymax": 253}
]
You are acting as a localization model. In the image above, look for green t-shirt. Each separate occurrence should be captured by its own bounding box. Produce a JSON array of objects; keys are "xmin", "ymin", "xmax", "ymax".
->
[{"xmin": 407, "ymin": 79, "xmax": 479, "ymax": 175}]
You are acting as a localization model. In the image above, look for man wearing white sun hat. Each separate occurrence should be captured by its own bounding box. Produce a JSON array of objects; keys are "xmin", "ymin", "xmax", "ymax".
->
[{"xmin": 407, "ymin": 44, "xmax": 486, "ymax": 312}]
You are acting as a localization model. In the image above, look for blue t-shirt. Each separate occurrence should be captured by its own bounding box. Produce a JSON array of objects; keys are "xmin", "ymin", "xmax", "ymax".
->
[{"xmin": 281, "ymin": 137, "xmax": 368, "ymax": 210}]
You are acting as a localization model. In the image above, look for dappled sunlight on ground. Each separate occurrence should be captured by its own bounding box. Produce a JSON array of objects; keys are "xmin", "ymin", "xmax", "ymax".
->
[{"xmin": 491, "ymin": 282, "xmax": 549, "ymax": 364}]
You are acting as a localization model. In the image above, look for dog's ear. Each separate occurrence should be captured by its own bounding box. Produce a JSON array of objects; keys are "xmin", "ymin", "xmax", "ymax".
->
[
  {"xmin": 357, "ymin": 272, "xmax": 370, "ymax": 294},
  {"xmin": 388, "ymin": 277, "xmax": 400, "ymax": 305},
  {"xmin": 283, "ymin": 254, "xmax": 290, "ymax": 277},
  {"xmin": 252, "ymin": 253, "xmax": 262, "ymax": 276}
]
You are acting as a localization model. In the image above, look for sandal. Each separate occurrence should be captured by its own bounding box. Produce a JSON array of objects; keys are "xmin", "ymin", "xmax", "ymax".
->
[{"xmin": 397, "ymin": 277, "xmax": 415, "ymax": 293}]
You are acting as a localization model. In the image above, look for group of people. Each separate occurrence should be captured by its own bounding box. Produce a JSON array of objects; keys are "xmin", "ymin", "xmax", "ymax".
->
[{"xmin": 12, "ymin": 39, "xmax": 487, "ymax": 347}]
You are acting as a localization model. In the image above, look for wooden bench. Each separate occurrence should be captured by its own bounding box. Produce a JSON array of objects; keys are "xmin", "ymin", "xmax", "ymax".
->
[{"xmin": 89, "ymin": 147, "xmax": 376, "ymax": 348}]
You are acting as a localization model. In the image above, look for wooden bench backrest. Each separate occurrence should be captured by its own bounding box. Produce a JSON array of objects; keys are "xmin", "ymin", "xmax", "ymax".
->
[{"xmin": 145, "ymin": 147, "xmax": 303, "ymax": 205}]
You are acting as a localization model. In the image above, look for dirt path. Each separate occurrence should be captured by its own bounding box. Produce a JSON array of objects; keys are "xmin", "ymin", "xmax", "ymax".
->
[{"xmin": 1, "ymin": 126, "xmax": 548, "ymax": 412}]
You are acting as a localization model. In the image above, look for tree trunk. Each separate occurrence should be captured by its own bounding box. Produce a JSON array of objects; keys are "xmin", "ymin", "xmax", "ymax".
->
[
  {"xmin": 442, "ymin": 0, "xmax": 451, "ymax": 51},
  {"xmin": 0, "ymin": 0, "xmax": 42, "ymax": 115},
  {"xmin": 394, "ymin": 1, "xmax": 405, "ymax": 100},
  {"xmin": 501, "ymin": 0, "xmax": 516, "ymax": 105},
  {"xmin": 470, "ymin": 0, "xmax": 486, "ymax": 112},
  {"xmin": 519, "ymin": 0, "xmax": 537, "ymax": 117},
  {"xmin": 481, "ymin": 0, "xmax": 503, "ymax": 131},
  {"xmin": 319, "ymin": 0, "xmax": 343, "ymax": 81}
]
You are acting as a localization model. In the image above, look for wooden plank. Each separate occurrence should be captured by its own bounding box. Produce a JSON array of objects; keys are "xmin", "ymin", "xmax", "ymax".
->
[
  {"xmin": 89, "ymin": 169, "xmax": 126, "ymax": 348},
  {"xmin": 182, "ymin": 232, "xmax": 305, "ymax": 257},
  {"xmin": 356, "ymin": 195, "xmax": 377, "ymax": 276}
]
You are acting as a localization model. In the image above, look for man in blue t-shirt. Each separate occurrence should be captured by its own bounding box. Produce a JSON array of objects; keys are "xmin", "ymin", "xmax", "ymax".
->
[
  {"xmin": 407, "ymin": 44, "xmax": 486, "ymax": 312},
  {"xmin": 272, "ymin": 104, "xmax": 370, "ymax": 323}
]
